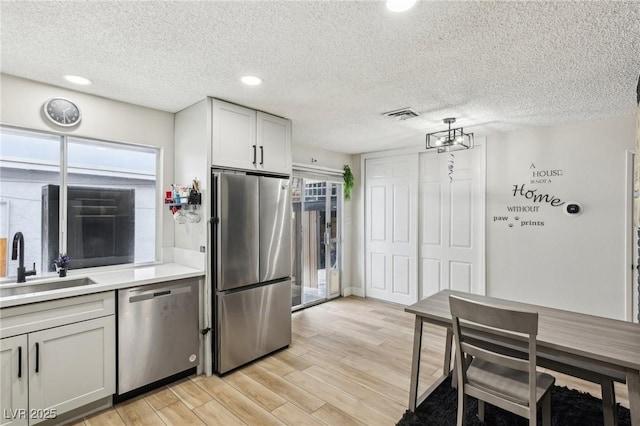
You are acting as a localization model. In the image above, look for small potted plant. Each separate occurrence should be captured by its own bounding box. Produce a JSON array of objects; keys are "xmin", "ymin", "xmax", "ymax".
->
[{"xmin": 54, "ymin": 253, "xmax": 70, "ymax": 277}]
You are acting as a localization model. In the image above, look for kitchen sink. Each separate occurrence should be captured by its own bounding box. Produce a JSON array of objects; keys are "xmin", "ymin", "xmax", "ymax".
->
[{"xmin": 0, "ymin": 278, "xmax": 96, "ymax": 298}]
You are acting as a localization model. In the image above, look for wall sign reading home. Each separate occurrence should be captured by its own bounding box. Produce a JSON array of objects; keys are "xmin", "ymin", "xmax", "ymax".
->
[
  {"xmin": 494, "ymin": 162, "xmax": 569, "ymax": 229},
  {"xmin": 511, "ymin": 184, "xmax": 565, "ymax": 206}
]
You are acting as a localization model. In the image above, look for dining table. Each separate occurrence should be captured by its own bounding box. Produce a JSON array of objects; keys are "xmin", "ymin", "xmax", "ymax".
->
[{"xmin": 405, "ymin": 290, "xmax": 640, "ymax": 426}]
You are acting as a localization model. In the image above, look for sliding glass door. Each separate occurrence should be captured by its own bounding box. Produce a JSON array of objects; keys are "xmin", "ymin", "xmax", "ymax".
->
[{"xmin": 291, "ymin": 177, "xmax": 342, "ymax": 310}]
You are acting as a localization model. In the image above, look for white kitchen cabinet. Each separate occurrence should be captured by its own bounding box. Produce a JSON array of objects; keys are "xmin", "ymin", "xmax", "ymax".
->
[
  {"xmin": 256, "ymin": 111, "xmax": 292, "ymax": 175},
  {"xmin": 28, "ymin": 316, "xmax": 115, "ymax": 424},
  {"xmin": 209, "ymin": 99, "xmax": 292, "ymax": 174},
  {"xmin": 1, "ymin": 335, "xmax": 28, "ymax": 426},
  {"xmin": 0, "ymin": 292, "xmax": 115, "ymax": 425},
  {"xmin": 211, "ymin": 100, "xmax": 257, "ymax": 171}
]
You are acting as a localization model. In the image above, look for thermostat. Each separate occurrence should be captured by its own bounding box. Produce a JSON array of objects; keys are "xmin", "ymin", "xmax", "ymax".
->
[{"xmin": 564, "ymin": 202, "xmax": 583, "ymax": 216}]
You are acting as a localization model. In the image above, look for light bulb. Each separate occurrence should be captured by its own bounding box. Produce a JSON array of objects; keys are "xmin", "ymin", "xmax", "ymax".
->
[
  {"xmin": 241, "ymin": 75, "xmax": 263, "ymax": 86},
  {"xmin": 386, "ymin": 0, "xmax": 417, "ymax": 12},
  {"xmin": 64, "ymin": 75, "xmax": 93, "ymax": 85}
]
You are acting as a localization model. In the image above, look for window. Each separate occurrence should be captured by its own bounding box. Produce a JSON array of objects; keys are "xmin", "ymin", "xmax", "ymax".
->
[
  {"xmin": 0, "ymin": 128, "xmax": 60, "ymax": 277},
  {"xmin": 0, "ymin": 127, "xmax": 158, "ymax": 278}
]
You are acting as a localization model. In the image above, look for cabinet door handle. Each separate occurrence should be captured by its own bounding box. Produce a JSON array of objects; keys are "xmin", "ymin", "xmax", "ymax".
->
[
  {"xmin": 260, "ymin": 146, "xmax": 264, "ymax": 165},
  {"xmin": 18, "ymin": 346, "xmax": 22, "ymax": 378},
  {"xmin": 252, "ymin": 145, "xmax": 257, "ymax": 165},
  {"xmin": 35, "ymin": 342, "xmax": 40, "ymax": 373}
]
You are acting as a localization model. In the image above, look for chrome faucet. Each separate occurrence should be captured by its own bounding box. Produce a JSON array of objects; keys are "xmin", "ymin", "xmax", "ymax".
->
[{"xmin": 11, "ymin": 232, "xmax": 36, "ymax": 283}]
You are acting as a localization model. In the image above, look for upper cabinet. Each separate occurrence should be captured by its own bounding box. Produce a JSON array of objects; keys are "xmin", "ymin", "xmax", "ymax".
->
[
  {"xmin": 210, "ymin": 99, "xmax": 292, "ymax": 175},
  {"xmin": 256, "ymin": 111, "xmax": 292, "ymax": 175},
  {"xmin": 211, "ymin": 100, "xmax": 257, "ymax": 171}
]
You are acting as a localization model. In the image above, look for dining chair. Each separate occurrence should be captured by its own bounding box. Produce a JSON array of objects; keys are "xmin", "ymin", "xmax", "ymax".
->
[{"xmin": 449, "ymin": 295, "xmax": 556, "ymax": 426}]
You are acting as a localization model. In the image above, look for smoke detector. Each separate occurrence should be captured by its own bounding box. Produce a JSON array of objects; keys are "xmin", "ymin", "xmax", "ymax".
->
[{"xmin": 383, "ymin": 107, "xmax": 420, "ymax": 121}]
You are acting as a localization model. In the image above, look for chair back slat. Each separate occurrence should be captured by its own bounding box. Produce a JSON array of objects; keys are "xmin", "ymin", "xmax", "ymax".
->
[
  {"xmin": 460, "ymin": 341, "xmax": 530, "ymax": 373},
  {"xmin": 450, "ymin": 295, "xmax": 538, "ymax": 335}
]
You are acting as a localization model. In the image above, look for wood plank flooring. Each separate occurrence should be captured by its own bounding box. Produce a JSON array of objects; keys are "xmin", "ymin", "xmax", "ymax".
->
[{"xmin": 70, "ymin": 296, "xmax": 630, "ymax": 426}]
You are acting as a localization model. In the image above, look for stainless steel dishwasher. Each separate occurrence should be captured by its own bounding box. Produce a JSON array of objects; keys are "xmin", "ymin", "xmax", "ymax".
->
[{"xmin": 117, "ymin": 278, "xmax": 199, "ymax": 396}]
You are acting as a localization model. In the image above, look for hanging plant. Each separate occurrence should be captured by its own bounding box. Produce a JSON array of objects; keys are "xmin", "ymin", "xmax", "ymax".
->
[{"xmin": 343, "ymin": 165, "xmax": 354, "ymax": 200}]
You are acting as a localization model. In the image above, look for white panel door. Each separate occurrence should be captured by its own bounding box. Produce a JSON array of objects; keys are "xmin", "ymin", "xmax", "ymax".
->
[
  {"xmin": 419, "ymin": 147, "xmax": 484, "ymax": 299},
  {"xmin": 365, "ymin": 155, "xmax": 419, "ymax": 304}
]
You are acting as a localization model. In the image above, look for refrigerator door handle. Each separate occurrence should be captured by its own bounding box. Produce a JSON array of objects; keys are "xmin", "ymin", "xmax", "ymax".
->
[{"xmin": 210, "ymin": 172, "xmax": 220, "ymax": 293}]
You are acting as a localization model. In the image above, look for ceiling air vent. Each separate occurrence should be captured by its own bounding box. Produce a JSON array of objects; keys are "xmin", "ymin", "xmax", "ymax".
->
[{"xmin": 383, "ymin": 107, "xmax": 420, "ymax": 121}]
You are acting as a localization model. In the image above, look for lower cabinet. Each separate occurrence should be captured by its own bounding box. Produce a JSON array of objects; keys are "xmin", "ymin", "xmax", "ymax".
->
[
  {"xmin": 29, "ymin": 316, "xmax": 115, "ymax": 423},
  {"xmin": 1, "ymin": 293, "xmax": 115, "ymax": 426},
  {"xmin": 1, "ymin": 335, "xmax": 28, "ymax": 426}
]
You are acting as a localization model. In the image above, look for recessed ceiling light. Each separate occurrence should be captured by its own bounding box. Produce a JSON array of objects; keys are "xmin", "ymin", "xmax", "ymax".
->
[
  {"xmin": 386, "ymin": 0, "xmax": 417, "ymax": 12},
  {"xmin": 64, "ymin": 75, "xmax": 93, "ymax": 86},
  {"xmin": 241, "ymin": 75, "xmax": 263, "ymax": 86}
]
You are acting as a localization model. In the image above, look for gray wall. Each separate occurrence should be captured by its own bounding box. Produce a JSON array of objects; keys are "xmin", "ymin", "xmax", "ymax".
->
[{"xmin": 486, "ymin": 113, "xmax": 635, "ymax": 319}]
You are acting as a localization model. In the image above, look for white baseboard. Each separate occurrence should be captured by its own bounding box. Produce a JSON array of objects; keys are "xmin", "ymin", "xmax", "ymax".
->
[
  {"xmin": 343, "ymin": 286, "xmax": 364, "ymax": 297},
  {"xmin": 351, "ymin": 287, "xmax": 364, "ymax": 297}
]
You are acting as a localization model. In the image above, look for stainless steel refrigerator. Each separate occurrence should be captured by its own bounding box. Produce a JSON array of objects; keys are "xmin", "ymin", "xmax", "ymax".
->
[{"xmin": 211, "ymin": 170, "xmax": 292, "ymax": 374}]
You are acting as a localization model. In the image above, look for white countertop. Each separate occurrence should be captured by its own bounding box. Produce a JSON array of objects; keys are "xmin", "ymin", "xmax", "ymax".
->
[{"xmin": 0, "ymin": 263, "xmax": 205, "ymax": 308}]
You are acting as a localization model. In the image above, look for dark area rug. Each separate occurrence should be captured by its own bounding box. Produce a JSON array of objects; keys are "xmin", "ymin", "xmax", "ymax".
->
[{"xmin": 397, "ymin": 377, "xmax": 631, "ymax": 426}]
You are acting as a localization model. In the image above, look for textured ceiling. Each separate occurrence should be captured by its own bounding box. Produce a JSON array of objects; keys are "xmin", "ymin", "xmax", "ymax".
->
[{"xmin": 1, "ymin": 1, "xmax": 639, "ymax": 154}]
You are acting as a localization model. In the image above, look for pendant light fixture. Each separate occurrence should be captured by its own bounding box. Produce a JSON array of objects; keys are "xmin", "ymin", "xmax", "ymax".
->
[{"xmin": 426, "ymin": 117, "xmax": 474, "ymax": 153}]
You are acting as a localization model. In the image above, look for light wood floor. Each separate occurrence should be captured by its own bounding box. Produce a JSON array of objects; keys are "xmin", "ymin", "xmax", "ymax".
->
[{"xmin": 69, "ymin": 296, "xmax": 629, "ymax": 426}]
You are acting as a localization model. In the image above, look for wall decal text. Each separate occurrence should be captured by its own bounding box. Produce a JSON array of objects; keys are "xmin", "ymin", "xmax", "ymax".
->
[{"xmin": 512, "ymin": 184, "xmax": 565, "ymax": 207}]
